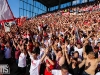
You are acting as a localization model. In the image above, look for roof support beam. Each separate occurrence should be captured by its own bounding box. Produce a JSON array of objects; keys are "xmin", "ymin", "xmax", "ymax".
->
[
  {"xmin": 71, "ymin": 1, "xmax": 72, "ymax": 6},
  {"xmin": 58, "ymin": 0, "xmax": 61, "ymax": 10},
  {"xmin": 47, "ymin": 7, "xmax": 49, "ymax": 12}
]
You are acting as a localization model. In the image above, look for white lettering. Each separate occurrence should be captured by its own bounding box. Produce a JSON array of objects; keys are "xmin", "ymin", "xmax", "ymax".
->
[{"xmin": 0, "ymin": 65, "xmax": 10, "ymax": 74}]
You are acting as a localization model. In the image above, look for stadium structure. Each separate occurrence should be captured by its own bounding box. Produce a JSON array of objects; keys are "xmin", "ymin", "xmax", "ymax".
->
[
  {"xmin": 19, "ymin": 0, "xmax": 97, "ymax": 18},
  {"xmin": 0, "ymin": 0, "xmax": 98, "ymax": 28}
]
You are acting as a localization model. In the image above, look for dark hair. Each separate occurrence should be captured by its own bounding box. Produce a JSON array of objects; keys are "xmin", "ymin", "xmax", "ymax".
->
[
  {"xmin": 72, "ymin": 58, "xmax": 78, "ymax": 62},
  {"xmin": 97, "ymin": 42, "xmax": 100, "ymax": 45},
  {"xmin": 74, "ymin": 51, "xmax": 79, "ymax": 56},
  {"xmin": 56, "ymin": 49, "xmax": 62, "ymax": 54},
  {"xmin": 35, "ymin": 42, "xmax": 40, "ymax": 46},
  {"xmin": 56, "ymin": 37, "xmax": 59, "ymax": 41},
  {"xmin": 88, "ymin": 51, "xmax": 95, "ymax": 56},
  {"xmin": 85, "ymin": 45, "xmax": 93, "ymax": 55},
  {"xmin": 31, "ymin": 50, "xmax": 38, "ymax": 55},
  {"xmin": 61, "ymin": 64, "xmax": 68, "ymax": 70},
  {"xmin": 94, "ymin": 46, "xmax": 99, "ymax": 50}
]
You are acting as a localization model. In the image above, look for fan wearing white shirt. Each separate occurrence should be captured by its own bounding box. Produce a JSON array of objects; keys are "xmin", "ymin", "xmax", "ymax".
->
[
  {"xmin": 27, "ymin": 45, "xmax": 48, "ymax": 75},
  {"xmin": 74, "ymin": 43, "xmax": 83, "ymax": 58},
  {"xmin": 18, "ymin": 42, "xmax": 27, "ymax": 75},
  {"xmin": 96, "ymin": 72, "xmax": 100, "ymax": 75},
  {"xmin": 52, "ymin": 64, "xmax": 72, "ymax": 75}
]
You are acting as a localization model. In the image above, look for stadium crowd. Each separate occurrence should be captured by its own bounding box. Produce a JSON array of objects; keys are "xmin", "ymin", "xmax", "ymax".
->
[{"xmin": 0, "ymin": 2, "xmax": 100, "ymax": 75}]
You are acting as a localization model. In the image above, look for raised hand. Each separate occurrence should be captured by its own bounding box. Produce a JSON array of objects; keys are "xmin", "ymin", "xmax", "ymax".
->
[
  {"xmin": 27, "ymin": 44, "xmax": 30, "ymax": 51},
  {"xmin": 61, "ymin": 44, "xmax": 65, "ymax": 50},
  {"xmin": 45, "ymin": 47, "xmax": 49, "ymax": 54},
  {"xmin": 83, "ymin": 40, "xmax": 88, "ymax": 46}
]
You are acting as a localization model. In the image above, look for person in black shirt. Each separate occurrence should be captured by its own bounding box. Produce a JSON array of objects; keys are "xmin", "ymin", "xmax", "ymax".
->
[
  {"xmin": 64, "ymin": 46, "xmax": 85, "ymax": 75},
  {"xmin": 69, "ymin": 58, "xmax": 80, "ymax": 75},
  {"xmin": 94, "ymin": 46, "xmax": 99, "ymax": 58},
  {"xmin": 94, "ymin": 46, "xmax": 100, "ymax": 73}
]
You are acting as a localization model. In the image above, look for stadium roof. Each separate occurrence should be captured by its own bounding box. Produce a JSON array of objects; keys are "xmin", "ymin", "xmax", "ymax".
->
[{"xmin": 36, "ymin": 0, "xmax": 74, "ymax": 7}]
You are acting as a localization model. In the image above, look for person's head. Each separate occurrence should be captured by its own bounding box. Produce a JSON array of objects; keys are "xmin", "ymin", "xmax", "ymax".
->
[
  {"xmin": 77, "ymin": 43, "xmax": 81, "ymax": 49},
  {"xmin": 94, "ymin": 46, "xmax": 99, "ymax": 53},
  {"xmin": 97, "ymin": 42, "xmax": 100, "ymax": 47},
  {"xmin": 35, "ymin": 42, "xmax": 39, "ymax": 47},
  {"xmin": 73, "ymin": 51, "xmax": 79, "ymax": 58},
  {"xmin": 88, "ymin": 51, "xmax": 95, "ymax": 59},
  {"xmin": 65, "ymin": 40, "xmax": 69, "ymax": 45},
  {"xmin": 61, "ymin": 64, "xmax": 69, "ymax": 75},
  {"xmin": 56, "ymin": 38, "xmax": 59, "ymax": 43},
  {"xmin": 72, "ymin": 58, "xmax": 78, "ymax": 65},
  {"xmin": 70, "ymin": 40, "xmax": 74, "ymax": 45},
  {"xmin": 85, "ymin": 45, "xmax": 93, "ymax": 55},
  {"xmin": 31, "ymin": 50, "xmax": 38, "ymax": 59},
  {"xmin": 57, "ymin": 50, "xmax": 63, "ymax": 57}
]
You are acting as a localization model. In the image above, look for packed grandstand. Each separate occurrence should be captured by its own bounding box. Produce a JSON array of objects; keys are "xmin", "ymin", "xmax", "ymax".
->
[{"xmin": 0, "ymin": 0, "xmax": 100, "ymax": 75}]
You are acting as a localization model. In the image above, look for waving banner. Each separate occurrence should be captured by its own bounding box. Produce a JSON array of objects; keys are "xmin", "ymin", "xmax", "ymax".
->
[{"xmin": 0, "ymin": 0, "xmax": 14, "ymax": 21}]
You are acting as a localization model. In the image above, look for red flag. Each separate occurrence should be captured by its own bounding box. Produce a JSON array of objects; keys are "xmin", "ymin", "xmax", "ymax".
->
[{"xmin": 1, "ymin": 21, "xmax": 5, "ymax": 28}]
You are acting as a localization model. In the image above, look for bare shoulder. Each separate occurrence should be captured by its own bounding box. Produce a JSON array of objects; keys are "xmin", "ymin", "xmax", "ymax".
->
[
  {"xmin": 59, "ymin": 56, "xmax": 65, "ymax": 61},
  {"xmin": 97, "ymin": 58, "xmax": 100, "ymax": 62}
]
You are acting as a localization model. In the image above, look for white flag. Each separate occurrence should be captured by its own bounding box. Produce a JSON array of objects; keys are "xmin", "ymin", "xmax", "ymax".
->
[
  {"xmin": 0, "ymin": 0, "xmax": 14, "ymax": 21},
  {"xmin": 4, "ymin": 21, "xmax": 13, "ymax": 32}
]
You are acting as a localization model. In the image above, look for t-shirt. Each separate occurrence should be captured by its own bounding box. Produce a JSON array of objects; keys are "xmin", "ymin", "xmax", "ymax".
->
[
  {"xmin": 96, "ymin": 72, "xmax": 100, "ymax": 75},
  {"xmin": 29, "ymin": 55, "xmax": 41, "ymax": 75},
  {"xmin": 15, "ymin": 49, "xmax": 20, "ymax": 59},
  {"xmin": 52, "ymin": 70, "xmax": 72, "ymax": 75},
  {"xmin": 1, "ymin": 43, "xmax": 5, "ymax": 50},
  {"xmin": 44, "ymin": 59, "xmax": 54, "ymax": 75},
  {"xmin": 69, "ymin": 63, "xmax": 80, "ymax": 75},
  {"xmin": 18, "ymin": 53, "xmax": 27, "ymax": 67},
  {"xmin": 74, "ymin": 46, "xmax": 83, "ymax": 58},
  {"xmin": 4, "ymin": 47, "xmax": 11, "ymax": 59}
]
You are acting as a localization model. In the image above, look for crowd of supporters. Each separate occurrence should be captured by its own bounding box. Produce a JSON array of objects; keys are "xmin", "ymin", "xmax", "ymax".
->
[{"xmin": 0, "ymin": 2, "xmax": 100, "ymax": 75}]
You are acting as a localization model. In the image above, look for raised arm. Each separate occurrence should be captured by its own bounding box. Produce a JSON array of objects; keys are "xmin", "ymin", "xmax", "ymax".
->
[
  {"xmin": 78, "ymin": 59, "xmax": 86, "ymax": 68},
  {"xmin": 18, "ymin": 40, "xmax": 27, "ymax": 55},
  {"xmin": 52, "ymin": 45, "xmax": 57, "ymax": 56},
  {"xmin": 40, "ymin": 48, "xmax": 48, "ymax": 62},
  {"xmin": 45, "ymin": 56, "xmax": 54, "ymax": 65},
  {"xmin": 13, "ymin": 40, "xmax": 17, "ymax": 48},
  {"xmin": 65, "ymin": 51, "xmax": 70, "ymax": 65},
  {"xmin": 21, "ymin": 45, "xmax": 27, "ymax": 55},
  {"xmin": 27, "ymin": 44, "xmax": 32, "ymax": 56},
  {"xmin": 57, "ymin": 44, "xmax": 66, "ymax": 66},
  {"xmin": 64, "ymin": 44, "xmax": 70, "ymax": 65},
  {"xmin": 85, "ymin": 31, "xmax": 93, "ymax": 40},
  {"xmin": 83, "ymin": 39, "xmax": 89, "ymax": 53},
  {"xmin": 78, "ymin": 51, "xmax": 87, "ymax": 68}
]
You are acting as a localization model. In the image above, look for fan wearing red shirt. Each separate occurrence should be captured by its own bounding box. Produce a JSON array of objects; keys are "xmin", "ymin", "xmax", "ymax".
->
[
  {"xmin": 44, "ymin": 56, "xmax": 54, "ymax": 75},
  {"xmin": 1, "ymin": 43, "xmax": 5, "ymax": 51}
]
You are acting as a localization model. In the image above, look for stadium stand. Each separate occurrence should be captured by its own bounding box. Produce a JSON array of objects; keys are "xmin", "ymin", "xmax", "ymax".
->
[{"xmin": 0, "ymin": 0, "xmax": 100, "ymax": 75}]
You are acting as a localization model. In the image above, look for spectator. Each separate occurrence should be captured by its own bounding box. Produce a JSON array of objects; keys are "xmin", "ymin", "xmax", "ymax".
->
[{"xmin": 52, "ymin": 64, "xmax": 72, "ymax": 75}]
